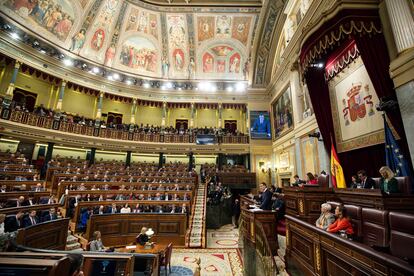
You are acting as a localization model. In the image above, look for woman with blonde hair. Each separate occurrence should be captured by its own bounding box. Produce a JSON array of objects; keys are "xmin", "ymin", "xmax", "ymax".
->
[{"xmin": 379, "ymin": 166, "xmax": 399, "ymax": 194}]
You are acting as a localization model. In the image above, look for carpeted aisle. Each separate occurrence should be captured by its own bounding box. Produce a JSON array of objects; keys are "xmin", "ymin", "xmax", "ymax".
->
[
  {"xmin": 206, "ymin": 224, "xmax": 239, "ymax": 249},
  {"xmin": 167, "ymin": 248, "xmax": 243, "ymax": 276},
  {"xmin": 188, "ymin": 181, "xmax": 207, "ymax": 248}
]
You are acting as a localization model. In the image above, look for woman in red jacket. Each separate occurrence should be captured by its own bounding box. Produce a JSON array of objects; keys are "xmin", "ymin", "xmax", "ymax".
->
[
  {"xmin": 306, "ymin": 172, "xmax": 318, "ymax": 185},
  {"xmin": 327, "ymin": 205, "xmax": 354, "ymax": 235}
]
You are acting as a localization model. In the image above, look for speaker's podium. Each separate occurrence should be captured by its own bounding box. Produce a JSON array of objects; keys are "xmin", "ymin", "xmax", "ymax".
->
[{"xmin": 239, "ymin": 196, "xmax": 278, "ymax": 255}]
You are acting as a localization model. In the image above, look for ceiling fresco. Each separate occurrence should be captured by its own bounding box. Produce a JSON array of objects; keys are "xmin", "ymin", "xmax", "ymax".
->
[{"xmin": 0, "ymin": 0, "xmax": 260, "ymax": 81}]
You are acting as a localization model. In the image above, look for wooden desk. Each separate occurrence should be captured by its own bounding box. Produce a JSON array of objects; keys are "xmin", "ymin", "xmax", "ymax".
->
[
  {"xmin": 240, "ymin": 207, "xmax": 278, "ymax": 255},
  {"xmin": 85, "ymin": 213, "xmax": 187, "ymax": 247},
  {"xmin": 73, "ymin": 200, "xmax": 190, "ymax": 225},
  {"xmin": 0, "ymin": 203, "xmax": 61, "ymax": 215},
  {"xmin": 57, "ymin": 181, "xmax": 195, "ymax": 199},
  {"xmin": 15, "ymin": 218, "xmax": 69, "ymax": 250},
  {"xmin": 117, "ymin": 243, "xmax": 166, "ymax": 276},
  {"xmin": 284, "ymin": 187, "xmax": 337, "ymax": 223},
  {"xmin": 334, "ymin": 188, "xmax": 414, "ymax": 212},
  {"xmin": 216, "ymin": 172, "xmax": 256, "ymax": 189},
  {"xmin": 285, "ymin": 215, "xmax": 414, "ymax": 275}
]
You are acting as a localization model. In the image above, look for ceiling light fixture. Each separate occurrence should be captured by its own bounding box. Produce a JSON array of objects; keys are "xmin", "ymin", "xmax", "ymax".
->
[
  {"xmin": 10, "ymin": 32, "xmax": 19, "ymax": 40},
  {"xmin": 236, "ymin": 82, "xmax": 246, "ymax": 92},
  {"xmin": 63, "ymin": 58, "xmax": 73, "ymax": 66}
]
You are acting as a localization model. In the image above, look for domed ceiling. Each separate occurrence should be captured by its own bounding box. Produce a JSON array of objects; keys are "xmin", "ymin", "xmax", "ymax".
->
[{"xmin": 1, "ymin": 0, "xmax": 262, "ymax": 82}]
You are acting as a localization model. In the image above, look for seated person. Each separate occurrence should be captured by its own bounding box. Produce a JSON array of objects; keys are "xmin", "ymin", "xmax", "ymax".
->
[
  {"xmin": 315, "ymin": 203, "xmax": 335, "ymax": 230},
  {"xmin": 357, "ymin": 170, "xmax": 376, "ymax": 189},
  {"xmin": 306, "ymin": 173, "xmax": 318, "ymax": 185},
  {"xmin": 120, "ymin": 203, "xmax": 131, "ymax": 213},
  {"xmin": 89, "ymin": 231, "xmax": 114, "ymax": 252},
  {"xmin": 271, "ymin": 193, "xmax": 285, "ymax": 220},
  {"xmin": 292, "ymin": 175, "xmax": 305, "ymax": 186},
  {"xmin": 23, "ymin": 210, "xmax": 39, "ymax": 227},
  {"xmin": 379, "ymin": 166, "xmax": 399, "ymax": 194},
  {"xmin": 327, "ymin": 205, "xmax": 354, "ymax": 236},
  {"xmin": 41, "ymin": 207, "xmax": 58, "ymax": 222},
  {"xmin": 349, "ymin": 175, "xmax": 361, "ymax": 189},
  {"xmin": 136, "ymin": 227, "xmax": 149, "ymax": 245},
  {"xmin": 78, "ymin": 208, "xmax": 92, "ymax": 232}
]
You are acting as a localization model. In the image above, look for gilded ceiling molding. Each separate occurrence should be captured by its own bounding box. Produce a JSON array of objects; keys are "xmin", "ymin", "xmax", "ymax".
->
[{"xmin": 252, "ymin": 0, "xmax": 286, "ymax": 88}]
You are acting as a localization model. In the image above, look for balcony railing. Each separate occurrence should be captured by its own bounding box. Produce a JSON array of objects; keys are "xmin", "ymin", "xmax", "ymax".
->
[{"xmin": 3, "ymin": 110, "xmax": 249, "ymax": 144}]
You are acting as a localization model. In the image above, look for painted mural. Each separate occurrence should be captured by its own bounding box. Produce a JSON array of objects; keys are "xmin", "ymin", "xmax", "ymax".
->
[
  {"xmin": 167, "ymin": 14, "xmax": 187, "ymax": 76},
  {"xmin": 216, "ymin": 15, "xmax": 231, "ymax": 37},
  {"xmin": 3, "ymin": 0, "xmax": 76, "ymax": 41},
  {"xmin": 1, "ymin": 0, "xmax": 258, "ymax": 80},
  {"xmin": 197, "ymin": 16, "xmax": 215, "ymax": 42},
  {"xmin": 232, "ymin": 16, "xmax": 252, "ymax": 45},
  {"xmin": 119, "ymin": 36, "xmax": 157, "ymax": 73},
  {"xmin": 125, "ymin": 7, "xmax": 158, "ymax": 39},
  {"xmin": 200, "ymin": 45, "xmax": 242, "ymax": 77},
  {"xmin": 272, "ymin": 87, "xmax": 294, "ymax": 140}
]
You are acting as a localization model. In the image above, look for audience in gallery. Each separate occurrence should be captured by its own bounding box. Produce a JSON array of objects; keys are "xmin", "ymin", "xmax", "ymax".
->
[
  {"xmin": 8, "ymin": 101, "xmax": 247, "ymax": 137},
  {"xmin": 315, "ymin": 203, "xmax": 335, "ymax": 230},
  {"xmin": 327, "ymin": 205, "xmax": 354, "ymax": 236}
]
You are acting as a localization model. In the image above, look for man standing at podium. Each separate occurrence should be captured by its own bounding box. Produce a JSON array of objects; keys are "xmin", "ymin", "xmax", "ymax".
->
[{"xmin": 258, "ymin": 182, "xmax": 273, "ymax": 210}]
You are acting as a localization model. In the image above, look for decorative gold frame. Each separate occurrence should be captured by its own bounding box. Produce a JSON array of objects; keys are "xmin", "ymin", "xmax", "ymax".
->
[{"xmin": 328, "ymin": 57, "xmax": 384, "ymax": 153}]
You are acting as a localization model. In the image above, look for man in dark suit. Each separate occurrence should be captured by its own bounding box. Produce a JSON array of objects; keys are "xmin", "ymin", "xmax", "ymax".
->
[
  {"xmin": 106, "ymin": 203, "xmax": 118, "ymax": 214},
  {"xmin": 6, "ymin": 196, "xmax": 28, "ymax": 208},
  {"xmin": 23, "ymin": 210, "xmax": 39, "ymax": 227},
  {"xmin": 41, "ymin": 208, "xmax": 58, "ymax": 222},
  {"xmin": 5, "ymin": 211, "xmax": 24, "ymax": 232},
  {"xmin": 357, "ymin": 170, "xmax": 376, "ymax": 189},
  {"xmin": 251, "ymin": 113, "xmax": 271, "ymax": 138},
  {"xmin": 258, "ymin": 182, "xmax": 273, "ymax": 210}
]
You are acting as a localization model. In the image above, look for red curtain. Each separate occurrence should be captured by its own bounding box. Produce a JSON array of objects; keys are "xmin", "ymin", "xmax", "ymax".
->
[{"xmin": 301, "ymin": 10, "xmax": 413, "ymax": 179}]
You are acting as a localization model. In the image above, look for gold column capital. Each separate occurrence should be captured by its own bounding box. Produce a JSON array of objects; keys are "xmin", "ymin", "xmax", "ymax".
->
[{"xmin": 14, "ymin": 60, "xmax": 21, "ymax": 69}]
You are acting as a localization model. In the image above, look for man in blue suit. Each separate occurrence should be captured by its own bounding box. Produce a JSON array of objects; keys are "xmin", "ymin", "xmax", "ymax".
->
[
  {"xmin": 251, "ymin": 113, "xmax": 271, "ymax": 138},
  {"xmin": 258, "ymin": 182, "xmax": 273, "ymax": 210}
]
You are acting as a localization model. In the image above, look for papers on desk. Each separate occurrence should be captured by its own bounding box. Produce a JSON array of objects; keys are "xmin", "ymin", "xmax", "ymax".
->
[
  {"xmin": 125, "ymin": 245, "xmax": 136, "ymax": 249},
  {"xmin": 249, "ymin": 205, "xmax": 262, "ymax": 211}
]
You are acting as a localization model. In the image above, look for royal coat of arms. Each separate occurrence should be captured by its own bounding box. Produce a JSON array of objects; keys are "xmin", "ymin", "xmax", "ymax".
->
[{"xmin": 342, "ymin": 83, "xmax": 375, "ymax": 126}]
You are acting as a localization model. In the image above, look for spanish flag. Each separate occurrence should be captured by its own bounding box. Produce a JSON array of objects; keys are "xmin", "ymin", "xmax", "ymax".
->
[{"xmin": 331, "ymin": 141, "xmax": 346, "ymax": 188}]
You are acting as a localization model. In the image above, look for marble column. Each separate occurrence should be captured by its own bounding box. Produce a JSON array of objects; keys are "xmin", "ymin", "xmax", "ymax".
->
[
  {"xmin": 294, "ymin": 138, "xmax": 303, "ymax": 177},
  {"xmin": 5, "ymin": 60, "xmax": 21, "ymax": 99},
  {"xmin": 290, "ymin": 66, "xmax": 304, "ymax": 125},
  {"xmin": 130, "ymin": 98, "xmax": 137, "ymax": 124},
  {"xmin": 126, "ymin": 151, "xmax": 132, "ymax": 167},
  {"xmin": 245, "ymin": 104, "xmax": 249, "ymax": 133},
  {"xmin": 96, "ymin": 92, "xmax": 104, "ymax": 119},
  {"xmin": 161, "ymin": 102, "xmax": 167, "ymax": 127},
  {"xmin": 395, "ymin": 81, "xmax": 414, "ymax": 166},
  {"xmin": 190, "ymin": 102, "xmax": 195, "ymax": 128},
  {"xmin": 89, "ymin": 148, "xmax": 96, "ymax": 166},
  {"xmin": 385, "ymin": 0, "xmax": 414, "ymax": 53},
  {"xmin": 218, "ymin": 103, "xmax": 223, "ymax": 128},
  {"xmin": 55, "ymin": 80, "xmax": 66, "ymax": 110}
]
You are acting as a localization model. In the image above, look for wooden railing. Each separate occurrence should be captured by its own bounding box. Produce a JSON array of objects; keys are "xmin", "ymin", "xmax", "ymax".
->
[
  {"xmin": 5, "ymin": 110, "xmax": 249, "ymax": 144},
  {"xmin": 255, "ymin": 221, "xmax": 278, "ymax": 276}
]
